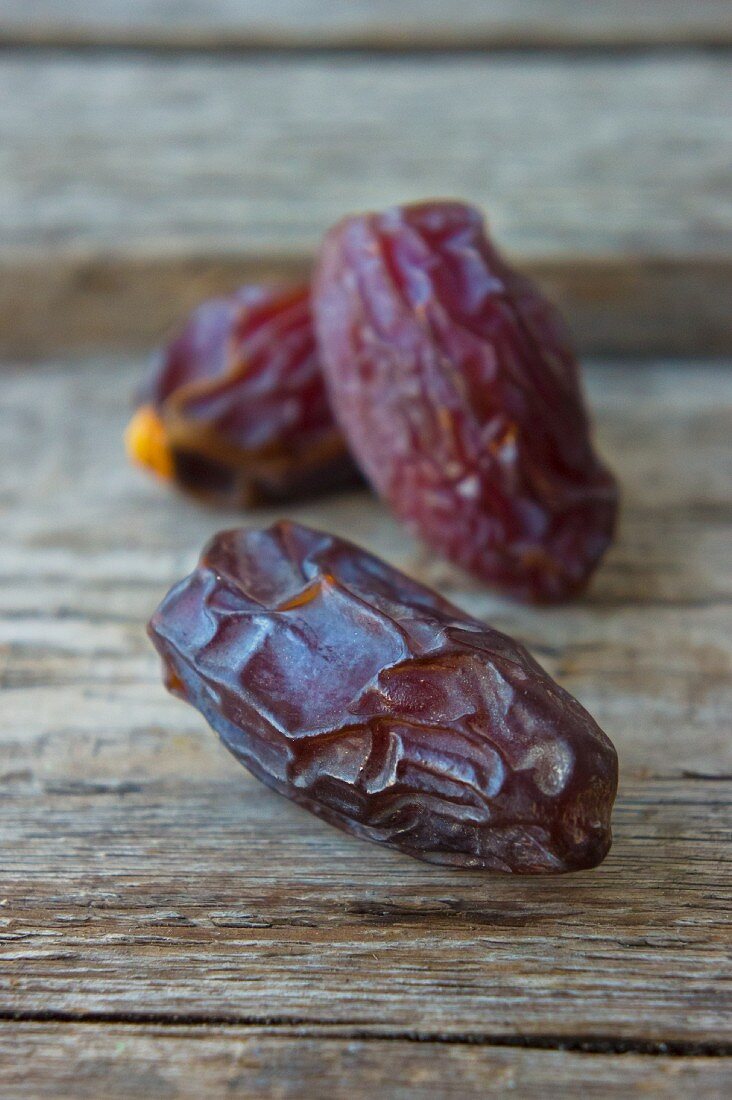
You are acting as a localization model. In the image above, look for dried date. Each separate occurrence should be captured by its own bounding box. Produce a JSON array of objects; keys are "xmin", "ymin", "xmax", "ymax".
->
[
  {"xmin": 149, "ymin": 521, "xmax": 617, "ymax": 873},
  {"xmin": 313, "ymin": 201, "xmax": 618, "ymax": 602},
  {"xmin": 126, "ymin": 283, "xmax": 358, "ymax": 506}
]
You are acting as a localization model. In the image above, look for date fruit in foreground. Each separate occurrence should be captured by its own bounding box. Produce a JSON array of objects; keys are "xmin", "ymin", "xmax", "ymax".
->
[
  {"xmin": 126, "ymin": 284, "xmax": 357, "ymax": 506},
  {"xmin": 313, "ymin": 201, "xmax": 618, "ymax": 602},
  {"xmin": 149, "ymin": 521, "xmax": 617, "ymax": 873}
]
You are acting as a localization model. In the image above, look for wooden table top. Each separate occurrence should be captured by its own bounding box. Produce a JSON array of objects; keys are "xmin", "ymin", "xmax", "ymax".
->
[{"xmin": 1, "ymin": 4, "xmax": 730, "ymax": 1097}]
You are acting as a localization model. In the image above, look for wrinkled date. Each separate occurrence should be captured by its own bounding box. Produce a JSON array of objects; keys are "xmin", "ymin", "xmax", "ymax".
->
[
  {"xmin": 313, "ymin": 201, "xmax": 618, "ymax": 602},
  {"xmin": 126, "ymin": 284, "xmax": 357, "ymax": 506},
  {"xmin": 149, "ymin": 521, "xmax": 617, "ymax": 873}
]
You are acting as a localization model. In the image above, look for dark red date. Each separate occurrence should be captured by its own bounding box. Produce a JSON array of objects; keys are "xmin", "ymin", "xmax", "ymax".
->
[
  {"xmin": 149, "ymin": 521, "xmax": 617, "ymax": 873},
  {"xmin": 313, "ymin": 201, "xmax": 618, "ymax": 602},
  {"xmin": 126, "ymin": 283, "xmax": 357, "ymax": 506}
]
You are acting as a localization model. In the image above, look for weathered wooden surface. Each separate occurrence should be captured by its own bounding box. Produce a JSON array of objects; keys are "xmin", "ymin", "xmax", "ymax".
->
[
  {"xmin": 6, "ymin": 56, "xmax": 726, "ymax": 256},
  {"xmin": 1, "ymin": 1025, "xmax": 730, "ymax": 1100},
  {"xmin": 2, "ymin": 0, "xmax": 731, "ymax": 50},
  {"xmin": 2, "ymin": 359, "xmax": 730, "ymax": 780},
  {"xmin": 1, "ymin": 54, "xmax": 731, "ymax": 357},
  {"xmin": 2, "ymin": 774, "xmax": 730, "ymax": 1038},
  {"xmin": 3, "ymin": 0, "xmax": 731, "ymax": 1090},
  {"xmin": 0, "ymin": 357, "xmax": 731, "ymax": 1100}
]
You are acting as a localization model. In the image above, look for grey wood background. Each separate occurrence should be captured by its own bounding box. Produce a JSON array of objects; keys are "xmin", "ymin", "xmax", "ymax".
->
[
  {"xmin": 0, "ymin": 23, "xmax": 730, "ymax": 356},
  {"xmin": 1, "ymin": 3, "xmax": 731, "ymax": 1097}
]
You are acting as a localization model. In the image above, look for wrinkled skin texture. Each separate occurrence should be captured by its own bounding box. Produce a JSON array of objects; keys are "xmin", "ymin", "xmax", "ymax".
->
[
  {"xmin": 149, "ymin": 522, "xmax": 617, "ymax": 873},
  {"xmin": 127, "ymin": 284, "xmax": 358, "ymax": 506},
  {"xmin": 313, "ymin": 201, "xmax": 618, "ymax": 602}
]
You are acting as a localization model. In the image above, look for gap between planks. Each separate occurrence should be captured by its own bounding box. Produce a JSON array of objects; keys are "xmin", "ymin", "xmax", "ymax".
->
[
  {"xmin": 1, "ymin": 0, "xmax": 732, "ymax": 52},
  {"xmin": 0, "ymin": 1012, "xmax": 731, "ymax": 1057},
  {"xmin": 3, "ymin": 253, "xmax": 732, "ymax": 359},
  {"xmin": 2, "ymin": 42, "xmax": 732, "ymax": 58}
]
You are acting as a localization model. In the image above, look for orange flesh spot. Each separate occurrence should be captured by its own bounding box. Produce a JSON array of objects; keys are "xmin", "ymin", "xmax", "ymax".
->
[
  {"xmin": 125, "ymin": 406, "xmax": 174, "ymax": 481},
  {"xmin": 165, "ymin": 667, "xmax": 185, "ymax": 694},
  {"xmin": 277, "ymin": 580, "xmax": 323, "ymax": 612}
]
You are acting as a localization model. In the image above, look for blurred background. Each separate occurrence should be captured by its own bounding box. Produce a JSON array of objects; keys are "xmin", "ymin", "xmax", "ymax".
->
[{"xmin": 1, "ymin": 0, "xmax": 730, "ymax": 360}]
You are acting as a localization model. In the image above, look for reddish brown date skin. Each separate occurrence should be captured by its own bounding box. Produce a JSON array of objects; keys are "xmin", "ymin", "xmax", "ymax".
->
[
  {"xmin": 128, "ymin": 284, "xmax": 358, "ymax": 506},
  {"xmin": 149, "ymin": 521, "xmax": 617, "ymax": 873},
  {"xmin": 313, "ymin": 201, "xmax": 618, "ymax": 602}
]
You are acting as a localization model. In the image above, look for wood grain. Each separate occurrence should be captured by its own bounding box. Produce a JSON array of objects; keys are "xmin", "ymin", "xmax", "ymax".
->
[
  {"xmin": 0, "ymin": 357, "xmax": 730, "ymax": 1094},
  {"xmin": 0, "ymin": 1024, "xmax": 730, "ymax": 1100},
  {"xmin": 1, "ymin": 53, "xmax": 730, "ymax": 356},
  {"xmin": 1, "ymin": 358, "xmax": 730, "ymax": 784},
  {"xmin": 4, "ymin": 55, "xmax": 727, "ymax": 256},
  {"xmin": 1, "ymin": 774, "xmax": 730, "ymax": 1040},
  {"xmin": 2, "ymin": 1, "xmax": 731, "ymax": 50}
]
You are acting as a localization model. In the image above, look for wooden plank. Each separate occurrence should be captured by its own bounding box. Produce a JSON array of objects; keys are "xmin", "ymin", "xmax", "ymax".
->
[
  {"xmin": 0, "ymin": 777, "xmax": 730, "ymax": 1039},
  {"xmin": 1, "ymin": 1024, "xmax": 730, "ymax": 1100},
  {"xmin": 3, "ymin": 55, "xmax": 726, "ymax": 257},
  {"xmin": 7, "ymin": 54, "xmax": 728, "ymax": 258},
  {"xmin": 1, "ymin": 1, "xmax": 731, "ymax": 51},
  {"xmin": 0, "ymin": 356, "xmax": 730, "ymax": 1050},
  {"xmin": 1, "ymin": 358, "xmax": 730, "ymax": 782},
  {"xmin": 1, "ymin": 54, "xmax": 730, "ymax": 356}
]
